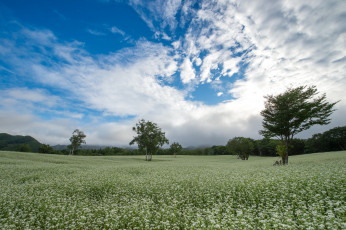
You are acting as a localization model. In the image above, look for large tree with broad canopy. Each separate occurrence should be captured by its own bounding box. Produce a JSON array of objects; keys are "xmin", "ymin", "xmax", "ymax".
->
[{"xmin": 260, "ymin": 85, "xmax": 338, "ymax": 164}]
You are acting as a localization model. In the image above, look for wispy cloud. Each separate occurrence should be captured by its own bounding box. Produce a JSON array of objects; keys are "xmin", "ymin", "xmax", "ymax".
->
[
  {"xmin": 129, "ymin": 0, "xmax": 182, "ymax": 33},
  {"xmin": 53, "ymin": 10, "xmax": 67, "ymax": 21},
  {"xmin": 87, "ymin": 28, "xmax": 107, "ymax": 36},
  {"xmin": 110, "ymin": 26, "xmax": 125, "ymax": 36}
]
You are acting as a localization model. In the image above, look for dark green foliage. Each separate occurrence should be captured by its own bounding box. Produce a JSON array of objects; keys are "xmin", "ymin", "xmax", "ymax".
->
[
  {"xmin": 0, "ymin": 133, "xmax": 41, "ymax": 152},
  {"xmin": 97, "ymin": 147, "xmax": 123, "ymax": 155},
  {"xmin": 305, "ymin": 126, "xmax": 346, "ymax": 153},
  {"xmin": 179, "ymin": 148, "xmax": 205, "ymax": 155},
  {"xmin": 226, "ymin": 137, "xmax": 254, "ymax": 160},
  {"xmin": 129, "ymin": 119, "xmax": 169, "ymax": 161},
  {"xmin": 38, "ymin": 144, "xmax": 54, "ymax": 154},
  {"xmin": 203, "ymin": 147, "xmax": 214, "ymax": 155},
  {"xmin": 157, "ymin": 148, "xmax": 170, "ymax": 155},
  {"xmin": 290, "ymin": 139, "xmax": 306, "ymax": 155},
  {"xmin": 17, "ymin": 144, "xmax": 31, "ymax": 152},
  {"xmin": 211, "ymin": 145, "xmax": 229, "ymax": 155},
  {"xmin": 169, "ymin": 142, "xmax": 183, "ymax": 157},
  {"xmin": 305, "ymin": 133, "xmax": 325, "ymax": 154},
  {"xmin": 260, "ymin": 85, "xmax": 337, "ymax": 164},
  {"xmin": 255, "ymin": 138, "xmax": 280, "ymax": 156}
]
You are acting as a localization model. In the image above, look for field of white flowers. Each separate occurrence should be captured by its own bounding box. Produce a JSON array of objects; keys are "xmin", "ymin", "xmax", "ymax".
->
[{"xmin": 0, "ymin": 151, "xmax": 345, "ymax": 229}]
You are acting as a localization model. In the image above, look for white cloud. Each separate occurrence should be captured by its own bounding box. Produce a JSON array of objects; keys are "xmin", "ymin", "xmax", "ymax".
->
[
  {"xmin": 110, "ymin": 26, "xmax": 125, "ymax": 36},
  {"xmin": 180, "ymin": 57, "xmax": 196, "ymax": 83},
  {"xmin": 87, "ymin": 29, "xmax": 106, "ymax": 36},
  {"xmin": 222, "ymin": 57, "xmax": 241, "ymax": 77},
  {"xmin": 129, "ymin": 0, "xmax": 182, "ymax": 32},
  {"xmin": 194, "ymin": 57, "xmax": 202, "ymax": 66},
  {"xmin": 4, "ymin": 88, "xmax": 58, "ymax": 105},
  {"xmin": 0, "ymin": 110, "xmax": 74, "ymax": 145}
]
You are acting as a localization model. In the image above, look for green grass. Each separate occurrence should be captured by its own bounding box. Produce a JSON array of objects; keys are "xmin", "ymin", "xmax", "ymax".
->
[{"xmin": 0, "ymin": 151, "xmax": 345, "ymax": 229}]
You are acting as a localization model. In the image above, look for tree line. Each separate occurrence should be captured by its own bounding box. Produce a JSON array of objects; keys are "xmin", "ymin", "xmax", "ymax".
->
[
  {"xmin": 38, "ymin": 85, "xmax": 340, "ymax": 163},
  {"xmin": 38, "ymin": 125, "xmax": 345, "ymax": 157}
]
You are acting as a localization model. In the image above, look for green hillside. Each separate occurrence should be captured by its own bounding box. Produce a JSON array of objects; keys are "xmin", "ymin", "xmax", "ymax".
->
[
  {"xmin": 0, "ymin": 133, "xmax": 41, "ymax": 152},
  {"xmin": 0, "ymin": 151, "xmax": 345, "ymax": 229}
]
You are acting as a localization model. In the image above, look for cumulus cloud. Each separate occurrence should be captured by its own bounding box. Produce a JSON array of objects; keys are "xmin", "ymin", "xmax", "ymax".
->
[
  {"xmin": 180, "ymin": 57, "xmax": 196, "ymax": 83},
  {"xmin": 0, "ymin": 110, "xmax": 75, "ymax": 144}
]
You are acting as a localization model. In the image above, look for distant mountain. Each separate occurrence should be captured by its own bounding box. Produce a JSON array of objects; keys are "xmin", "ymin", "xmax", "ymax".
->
[{"xmin": 0, "ymin": 133, "xmax": 41, "ymax": 152}]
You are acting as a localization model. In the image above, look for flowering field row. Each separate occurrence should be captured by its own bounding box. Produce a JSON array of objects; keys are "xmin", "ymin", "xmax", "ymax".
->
[{"xmin": 0, "ymin": 151, "xmax": 345, "ymax": 229}]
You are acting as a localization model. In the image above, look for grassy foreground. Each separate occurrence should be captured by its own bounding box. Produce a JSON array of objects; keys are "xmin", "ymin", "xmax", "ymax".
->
[{"xmin": 0, "ymin": 151, "xmax": 345, "ymax": 229}]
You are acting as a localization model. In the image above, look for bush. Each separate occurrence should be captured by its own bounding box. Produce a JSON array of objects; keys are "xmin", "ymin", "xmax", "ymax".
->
[
  {"xmin": 38, "ymin": 144, "xmax": 54, "ymax": 154},
  {"xmin": 17, "ymin": 144, "xmax": 31, "ymax": 152}
]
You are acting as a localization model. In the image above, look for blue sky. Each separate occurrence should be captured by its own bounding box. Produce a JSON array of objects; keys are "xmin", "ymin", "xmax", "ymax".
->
[{"xmin": 0, "ymin": 0, "xmax": 345, "ymax": 147}]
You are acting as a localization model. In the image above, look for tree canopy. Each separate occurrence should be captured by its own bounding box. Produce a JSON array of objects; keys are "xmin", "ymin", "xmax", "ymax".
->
[
  {"xmin": 68, "ymin": 129, "xmax": 86, "ymax": 155},
  {"xmin": 169, "ymin": 142, "xmax": 182, "ymax": 157},
  {"xmin": 226, "ymin": 137, "xmax": 254, "ymax": 160},
  {"xmin": 129, "ymin": 119, "xmax": 169, "ymax": 161},
  {"xmin": 260, "ymin": 85, "xmax": 337, "ymax": 164}
]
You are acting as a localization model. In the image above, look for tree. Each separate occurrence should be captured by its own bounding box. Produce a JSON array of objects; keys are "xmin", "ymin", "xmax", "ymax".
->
[
  {"xmin": 129, "ymin": 119, "xmax": 169, "ymax": 161},
  {"xmin": 17, "ymin": 144, "xmax": 31, "ymax": 152},
  {"xmin": 226, "ymin": 137, "xmax": 254, "ymax": 160},
  {"xmin": 260, "ymin": 85, "xmax": 338, "ymax": 164},
  {"xmin": 169, "ymin": 142, "xmax": 182, "ymax": 157},
  {"xmin": 211, "ymin": 145, "xmax": 229, "ymax": 155},
  {"xmin": 305, "ymin": 126, "xmax": 346, "ymax": 153},
  {"xmin": 321, "ymin": 126, "xmax": 346, "ymax": 151},
  {"xmin": 38, "ymin": 144, "xmax": 54, "ymax": 154},
  {"xmin": 68, "ymin": 129, "xmax": 86, "ymax": 155},
  {"xmin": 255, "ymin": 138, "xmax": 280, "ymax": 156}
]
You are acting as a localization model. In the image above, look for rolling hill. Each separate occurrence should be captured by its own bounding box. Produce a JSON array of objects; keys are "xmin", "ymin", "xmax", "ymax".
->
[{"xmin": 0, "ymin": 133, "xmax": 41, "ymax": 152}]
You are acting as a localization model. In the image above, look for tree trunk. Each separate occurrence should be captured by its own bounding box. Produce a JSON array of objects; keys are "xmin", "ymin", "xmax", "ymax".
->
[
  {"xmin": 283, "ymin": 137, "xmax": 289, "ymax": 165},
  {"xmin": 145, "ymin": 148, "xmax": 148, "ymax": 161},
  {"xmin": 281, "ymin": 136, "xmax": 291, "ymax": 165},
  {"xmin": 281, "ymin": 153, "xmax": 288, "ymax": 164}
]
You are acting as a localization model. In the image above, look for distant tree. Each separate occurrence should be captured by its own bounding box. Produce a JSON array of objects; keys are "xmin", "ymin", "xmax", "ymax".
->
[
  {"xmin": 227, "ymin": 137, "xmax": 254, "ymax": 160},
  {"xmin": 169, "ymin": 142, "xmax": 182, "ymax": 157},
  {"xmin": 290, "ymin": 139, "xmax": 306, "ymax": 155},
  {"xmin": 305, "ymin": 126, "xmax": 346, "ymax": 153},
  {"xmin": 157, "ymin": 148, "xmax": 170, "ymax": 155},
  {"xmin": 255, "ymin": 138, "xmax": 278, "ymax": 156},
  {"xmin": 203, "ymin": 147, "xmax": 214, "ymax": 155},
  {"xmin": 68, "ymin": 129, "xmax": 86, "ymax": 155},
  {"xmin": 321, "ymin": 126, "xmax": 346, "ymax": 151},
  {"xmin": 38, "ymin": 144, "xmax": 54, "ymax": 154},
  {"xmin": 305, "ymin": 133, "xmax": 324, "ymax": 153},
  {"xmin": 260, "ymin": 85, "xmax": 338, "ymax": 164},
  {"xmin": 17, "ymin": 144, "xmax": 31, "ymax": 152},
  {"xmin": 211, "ymin": 145, "xmax": 229, "ymax": 155},
  {"xmin": 129, "ymin": 119, "xmax": 169, "ymax": 161}
]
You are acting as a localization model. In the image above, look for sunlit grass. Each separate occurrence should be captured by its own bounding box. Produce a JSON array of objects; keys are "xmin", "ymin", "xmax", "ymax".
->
[{"xmin": 0, "ymin": 151, "xmax": 345, "ymax": 229}]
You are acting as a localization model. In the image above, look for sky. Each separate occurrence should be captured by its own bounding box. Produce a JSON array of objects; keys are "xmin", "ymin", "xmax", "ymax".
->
[{"xmin": 0, "ymin": 0, "xmax": 345, "ymax": 147}]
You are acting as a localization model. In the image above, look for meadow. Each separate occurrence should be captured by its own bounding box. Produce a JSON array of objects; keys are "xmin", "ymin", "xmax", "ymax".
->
[{"xmin": 0, "ymin": 151, "xmax": 345, "ymax": 229}]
